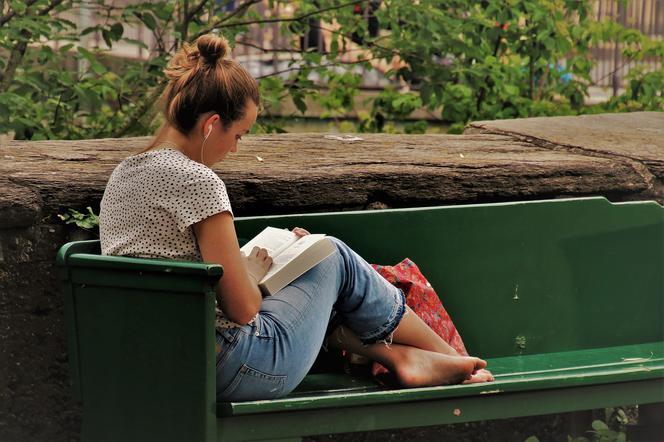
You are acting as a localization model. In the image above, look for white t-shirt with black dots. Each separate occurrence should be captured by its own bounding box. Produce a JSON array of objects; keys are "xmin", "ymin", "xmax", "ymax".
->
[{"xmin": 100, "ymin": 147, "xmax": 242, "ymax": 329}]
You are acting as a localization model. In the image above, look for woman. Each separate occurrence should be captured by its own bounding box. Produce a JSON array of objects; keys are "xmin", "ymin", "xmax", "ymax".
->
[{"xmin": 100, "ymin": 34, "xmax": 493, "ymax": 401}]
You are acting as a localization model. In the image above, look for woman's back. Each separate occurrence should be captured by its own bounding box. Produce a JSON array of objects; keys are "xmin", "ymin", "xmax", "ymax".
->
[{"xmin": 100, "ymin": 147, "xmax": 232, "ymax": 261}]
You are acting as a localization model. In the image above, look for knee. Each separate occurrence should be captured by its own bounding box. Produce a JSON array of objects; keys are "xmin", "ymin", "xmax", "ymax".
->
[
  {"xmin": 327, "ymin": 236, "xmax": 347, "ymax": 250},
  {"xmin": 327, "ymin": 236, "xmax": 365, "ymax": 271},
  {"xmin": 327, "ymin": 236, "xmax": 352, "ymax": 257}
]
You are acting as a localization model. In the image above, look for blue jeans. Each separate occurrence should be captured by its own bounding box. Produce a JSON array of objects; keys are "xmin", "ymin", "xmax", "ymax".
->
[{"xmin": 215, "ymin": 237, "xmax": 406, "ymax": 401}]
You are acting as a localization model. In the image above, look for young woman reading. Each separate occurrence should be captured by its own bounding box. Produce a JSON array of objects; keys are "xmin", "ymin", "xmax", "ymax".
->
[{"xmin": 99, "ymin": 34, "xmax": 493, "ymax": 401}]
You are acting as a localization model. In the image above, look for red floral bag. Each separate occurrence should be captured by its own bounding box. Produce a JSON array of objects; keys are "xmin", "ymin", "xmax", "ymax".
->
[{"xmin": 370, "ymin": 258, "xmax": 468, "ymax": 376}]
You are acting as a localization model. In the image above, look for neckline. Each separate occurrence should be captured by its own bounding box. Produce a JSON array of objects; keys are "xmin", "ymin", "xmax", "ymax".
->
[{"xmin": 133, "ymin": 146, "xmax": 181, "ymax": 157}]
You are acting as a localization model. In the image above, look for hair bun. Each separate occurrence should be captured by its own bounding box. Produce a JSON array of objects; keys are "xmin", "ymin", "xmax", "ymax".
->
[{"xmin": 196, "ymin": 34, "xmax": 230, "ymax": 65}]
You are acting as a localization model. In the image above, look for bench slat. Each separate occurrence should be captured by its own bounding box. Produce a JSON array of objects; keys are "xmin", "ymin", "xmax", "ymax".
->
[
  {"xmin": 218, "ymin": 341, "xmax": 664, "ymax": 416},
  {"xmin": 218, "ymin": 378, "xmax": 664, "ymax": 441}
]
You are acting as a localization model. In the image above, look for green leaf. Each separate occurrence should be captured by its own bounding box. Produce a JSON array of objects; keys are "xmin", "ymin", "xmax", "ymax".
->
[
  {"xmin": 101, "ymin": 29, "xmax": 113, "ymax": 48},
  {"xmin": 110, "ymin": 23, "xmax": 124, "ymax": 40},
  {"xmin": 404, "ymin": 121, "xmax": 428, "ymax": 134},
  {"xmin": 11, "ymin": 1, "xmax": 27, "ymax": 14},
  {"xmin": 523, "ymin": 437, "xmax": 540, "ymax": 442},
  {"xmin": 152, "ymin": 4, "xmax": 174, "ymax": 21},
  {"xmin": 330, "ymin": 39, "xmax": 339, "ymax": 57},
  {"xmin": 447, "ymin": 122, "xmax": 465, "ymax": 134},
  {"xmin": 77, "ymin": 47, "xmax": 106, "ymax": 75},
  {"xmin": 58, "ymin": 43, "xmax": 74, "ymax": 53},
  {"xmin": 80, "ymin": 25, "xmax": 100, "ymax": 36},
  {"xmin": 505, "ymin": 85, "xmax": 520, "ymax": 96},
  {"xmin": 120, "ymin": 37, "xmax": 149, "ymax": 50},
  {"xmin": 292, "ymin": 94, "xmax": 307, "ymax": 114},
  {"xmin": 591, "ymin": 420, "xmax": 609, "ymax": 431},
  {"xmin": 141, "ymin": 12, "xmax": 157, "ymax": 31}
]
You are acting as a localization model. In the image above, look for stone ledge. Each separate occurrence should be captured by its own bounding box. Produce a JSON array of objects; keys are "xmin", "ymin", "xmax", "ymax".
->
[
  {"xmin": 466, "ymin": 112, "xmax": 664, "ymax": 190},
  {"xmin": 0, "ymin": 124, "xmax": 660, "ymax": 230}
]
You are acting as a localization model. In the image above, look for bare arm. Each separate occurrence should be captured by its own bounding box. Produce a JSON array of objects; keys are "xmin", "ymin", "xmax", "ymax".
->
[{"xmin": 193, "ymin": 211, "xmax": 271, "ymax": 325}]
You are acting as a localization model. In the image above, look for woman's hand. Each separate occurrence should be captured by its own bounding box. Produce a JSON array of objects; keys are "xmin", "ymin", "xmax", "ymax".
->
[
  {"xmin": 244, "ymin": 246, "xmax": 273, "ymax": 284},
  {"xmin": 292, "ymin": 227, "xmax": 310, "ymax": 237}
]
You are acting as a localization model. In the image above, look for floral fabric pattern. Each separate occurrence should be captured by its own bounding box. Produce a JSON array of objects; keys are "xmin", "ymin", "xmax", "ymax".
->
[{"xmin": 371, "ymin": 258, "xmax": 468, "ymax": 376}]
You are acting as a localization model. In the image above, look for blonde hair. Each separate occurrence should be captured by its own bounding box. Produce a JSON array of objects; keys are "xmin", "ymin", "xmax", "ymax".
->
[{"xmin": 160, "ymin": 34, "xmax": 260, "ymax": 134}]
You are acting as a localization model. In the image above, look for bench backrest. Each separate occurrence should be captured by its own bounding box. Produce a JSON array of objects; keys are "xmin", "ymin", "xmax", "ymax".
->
[{"xmin": 233, "ymin": 197, "xmax": 663, "ymax": 357}]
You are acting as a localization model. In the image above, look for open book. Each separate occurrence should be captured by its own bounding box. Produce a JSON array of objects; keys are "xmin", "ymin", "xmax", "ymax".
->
[{"xmin": 240, "ymin": 227, "xmax": 336, "ymax": 296}]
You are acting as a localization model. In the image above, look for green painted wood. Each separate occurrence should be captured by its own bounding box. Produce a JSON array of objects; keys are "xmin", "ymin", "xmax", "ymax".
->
[
  {"xmin": 57, "ymin": 241, "xmax": 222, "ymax": 442},
  {"xmin": 289, "ymin": 372, "xmax": 381, "ymax": 396},
  {"xmin": 217, "ymin": 379, "xmax": 664, "ymax": 442},
  {"xmin": 233, "ymin": 197, "xmax": 663, "ymax": 357},
  {"xmin": 218, "ymin": 342, "xmax": 664, "ymax": 416},
  {"xmin": 56, "ymin": 197, "xmax": 664, "ymax": 442},
  {"xmin": 57, "ymin": 241, "xmax": 223, "ymax": 278}
]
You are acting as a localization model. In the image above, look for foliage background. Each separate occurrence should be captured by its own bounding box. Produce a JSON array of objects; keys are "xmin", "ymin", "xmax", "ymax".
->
[{"xmin": 0, "ymin": 0, "xmax": 662, "ymax": 141}]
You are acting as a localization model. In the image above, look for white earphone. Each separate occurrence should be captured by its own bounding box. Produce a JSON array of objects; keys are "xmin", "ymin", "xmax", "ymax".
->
[{"xmin": 201, "ymin": 124, "xmax": 213, "ymax": 165}]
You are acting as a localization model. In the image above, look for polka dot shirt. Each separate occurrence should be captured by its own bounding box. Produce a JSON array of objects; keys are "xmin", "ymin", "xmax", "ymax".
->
[{"xmin": 100, "ymin": 147, "xmax": 243, "ymax": 329}]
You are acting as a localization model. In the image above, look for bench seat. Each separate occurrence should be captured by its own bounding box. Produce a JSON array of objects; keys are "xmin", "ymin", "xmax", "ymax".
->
[
  {"xmin": 215, "ymin": 343, "xmax": 663, "ymax": 441},
  {"xmin": 223, "ymin": 342, "xmax": 664, "ymax": 416}
]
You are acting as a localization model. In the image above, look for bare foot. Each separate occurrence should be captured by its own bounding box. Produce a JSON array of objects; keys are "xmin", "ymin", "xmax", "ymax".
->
[
  {"xmin": 463, "ymin": 368, "xmax": 494, "ymax": 384},
  {"xmin": 389, "ymin": 345, "xmax": 487, "ymax": 388}
]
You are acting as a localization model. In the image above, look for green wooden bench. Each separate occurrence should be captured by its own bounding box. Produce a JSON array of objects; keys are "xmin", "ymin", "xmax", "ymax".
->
[{"xmin": 56, "ymin": 197, "xmax": 664, "ymax": 442}]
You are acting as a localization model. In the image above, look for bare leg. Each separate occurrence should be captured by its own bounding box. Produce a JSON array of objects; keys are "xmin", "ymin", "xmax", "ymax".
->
[
  {"xmin": 391, "ymin": 306, "xmax": 460, "ymax": 355},
  {"xmin": 328, "ymin": 326, "xmax": 488, "ymax": 387}
]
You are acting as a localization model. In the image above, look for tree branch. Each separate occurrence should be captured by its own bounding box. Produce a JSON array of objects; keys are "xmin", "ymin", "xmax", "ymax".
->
[
  {"xmin": 476, "ymin": 29, "xmax": 503, "ymax": 112},
  {"xmin": 0, "ymin": 37, "xmax": 28, "ymax": 92},
  {"xmin": 112, "ymin": 81, "xmax": 167, "ymax": 137},
  {"xmin": 0, "ymin": 0, "xmax": 39, "ymax": 27},
  {"xmin": 52, "ymin": 91, "xmax": 64, "ymax": 126},
  {"xmin": 195, "ymin": 0, "xmax": 366, "ymax": 38},
  {"xmin": 185, "ymin": 0, "xmax": 210, "ymax": 23},
  {"xmin": 235, "ymin": 38, "xmax": 367, "ymax": 56},
  {"xmin": 590, "ymin": 52, "xmax": 639, "ymax": 87},
  {"xmin": 0, "ymin": 0, "xmax": 68, "ymax": 89},
  {"xmin": 189, "ymin": 0, "xmax": 261, "ymax": 41},
  {"xmin": 214, "ymin": 0, "xmax": 263, "ymax": 25},
  {"xmin": 182, "ymin": 0, "xmax": 190, "ymax": 42},
  {"xmin": 37, "ymin": 0, "xmax": 65, "ymax": 16},
  {"xmin": 254, "ymin": 55, "xmax": 379, "ymax": 80}
]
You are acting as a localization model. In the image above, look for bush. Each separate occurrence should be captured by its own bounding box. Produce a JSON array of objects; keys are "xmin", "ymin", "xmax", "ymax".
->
[{"xmin": 0, "ymin": 0, "xmax": 661, "ymax": 140}]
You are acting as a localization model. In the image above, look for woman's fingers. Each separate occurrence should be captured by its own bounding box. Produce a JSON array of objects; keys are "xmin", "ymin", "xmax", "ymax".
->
[
  {"xmin": 292, "ymin": 227, "xmax": 310, "ymax": 237},
  {"xmin": 245, "ymin": 247, "xmax": 273, "ymax": 282},
  {"xmin": 251, "ymin": 246, "xmax": 270, "ymax": 258},
  {"xmin": 249, "ymin": 247, "xmax": 273, "ymax": 272}
]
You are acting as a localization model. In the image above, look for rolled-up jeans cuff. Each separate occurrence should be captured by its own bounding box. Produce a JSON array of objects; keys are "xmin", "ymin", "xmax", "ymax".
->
[{"xmin": 358, "ymin": 288, "xmax": 406, "ymax": 345}]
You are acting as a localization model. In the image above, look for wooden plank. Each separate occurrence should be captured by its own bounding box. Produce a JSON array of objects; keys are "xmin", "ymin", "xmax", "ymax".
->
[
  {"xmin": 217, "ymin": 379, "xmax": 664, "ymax": 442},
  {"xmin": 219, "ymin": 342, "xmax": 664, "ymax": 417}
]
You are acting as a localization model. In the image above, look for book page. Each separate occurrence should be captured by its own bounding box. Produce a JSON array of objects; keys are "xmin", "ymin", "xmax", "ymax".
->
[
  {"xmin": 262, "ymin": 234, "xmax": 326, "ymax": 281},
  {"xmin": 240, "ymin": 227, "xmax": 298, "ymax": 257}
]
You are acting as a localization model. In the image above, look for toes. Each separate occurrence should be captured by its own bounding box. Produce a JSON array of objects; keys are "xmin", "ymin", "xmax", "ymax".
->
[
  {"xmin": 461, "ymin": 369, "xmax": 494, "ymax": 384},
  {"xmin": 473, "ymin": 357, "xmax": 487, "ymax": 370}
]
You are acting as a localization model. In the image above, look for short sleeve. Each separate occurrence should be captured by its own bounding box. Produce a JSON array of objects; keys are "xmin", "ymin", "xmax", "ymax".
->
[{"xmin": 169, "ymin": 170, "xmax": 233, "ymax": 232}]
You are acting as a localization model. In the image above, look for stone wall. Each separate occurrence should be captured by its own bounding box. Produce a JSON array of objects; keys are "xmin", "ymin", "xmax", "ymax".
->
[{"xmin": 0, "ymin": 112, "xmax": 662, "ymax": 441}]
